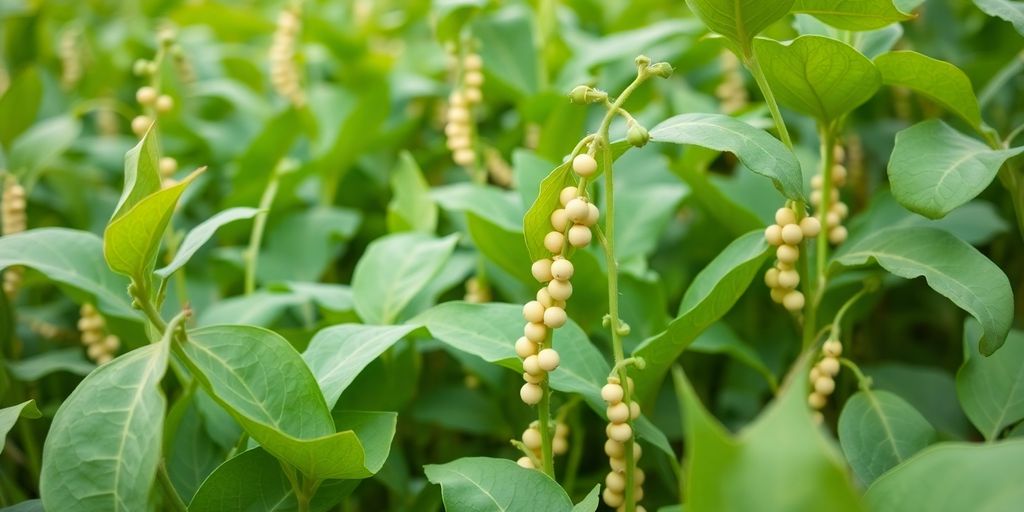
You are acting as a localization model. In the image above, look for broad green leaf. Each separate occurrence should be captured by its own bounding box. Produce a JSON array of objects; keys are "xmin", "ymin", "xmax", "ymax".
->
[
  {"xmin": 838, "ymin": 390, "xmax": 937, "ymax": 485},
  {"xmin": 0, "ymin": 499, "xmax": 43, "ymax": 511},
  {"xmin": 957, "ymin": 322, "xmax": 1024, "ymax": 440},
  {"xmin": 164, "ymin": 388, "xmax": 227, "ymax": 502},
  {"xmin": 865, "ymin": 362, "xmax": 972, "ymax": 438},
  {"xmin": 571, "ymin": 485, "xmax": 601, "ymax": 512},
  {"xmin": 847, "ymin": 190, "xmax": 1009, "ymax": 247},
  {"xmin": 303, "ymin": 324, "xmax": 420, "ymax": 409},
  {"xmin": 864, "ymin": 440, "xmax": 1024, "ymax": 510},
  {"xmin": 433, "ymin": 182, "xmax": 522, "ymax": 231},
  {"xmin": 522, "ymin": 159, "xmax": 574, "ymax": 262},
  {"xmin": 424, "ymin": 457, "xmax": 574, "ymax": 511},
  {"xmin": 684, "ymin": 0, "xmax": 796, "ymax": 52},
  {"xmin": 413, "ymin": 302, "xmax": 673, "ymax": 456},
  {"xmin": 112, "ymin": 127, "xmax": 162, "ymax": 222},
  {"xmin": 753, "ymin": 35, "xmax": 881, "ymax": 124},
  {"xmin": 676, "ymin": 363, "xmax": 865, "ymax": 512},
  {"xmin": 104, "ymin": 169, "xmax": 203, "ymax": 281},
  {"xmin": 281, "ymin": 283, "xmax": 354, "ymax": 313},
  {"xmin": 197, "ymin": 290, "xmax": 308, "ymax": 327},
  {"xmin": 831, "ymin": 227, "xmax": 1013, "ymax": 355},
  {"xmin": 0, "ymin": 67, "xmax": 42, "ymax": 149},
  {"xmin": 387, "ymin": 152, "xmax": 437, "ymax": 234},
  {"xmin": 0, "ymin": 400, "xmax": 40, "ymax": 452},
  {"xmin": 8, "ymin": 116, "xmax": 81, "ymax": 173},
  {"xmin": 180, "ymin": 325, "xmax": 395, "ymax": 480},
  {"xmin": 6, "ymin": 348, "xmax": 94, "ymax": 380},
  {"xmin": 40, "ymin": 342, "xmax": 170, "ymax": 511},
  {"xmin": 793, "ymin": 0, "xmax": 913, "ymax": 30},
  {"xmin": 257, "ymin": 207, "xmax": 361, "ymax": 284},
  {"xmin": 633, "ymin": 231, "xmax": 772, "ymax": 398},
  {"xmin": 352, "ymin": 233, "xmax": 458, "ymax": 325},
  {"xmin": 434, "ymin": 0, "xmax": 486, "ymax": 43},
  {"xmin": 156, "ymin": 207, "xmax": 260, "ymax": 279},
  {"xmin": 973, "ymin": 0, "xmax": 1024, "ymax": 36},
  {"xmin": 875, "ymin": 51, "xmax": 983, "ymax": 130},
  {"xmin": 0, "ymin": 229, "xmax": 136, "ymax": 320},
  {"xmin": 672, "ymin": 154, "xmax": 763, "ymax": 236},
  {"xmin": 887, "ymin": 120, "xmax": 1023, "ymax": 219},
  {"xmin": 690, "ymin": 322, "xmax": 777, "ymax": 389},
  {"xmin": 650, "ymin": 113, "xmax": 804, "ymax": 201},
  {"xmin": 474, "ymin": 8, "xmax": 539, "ymax": 98},
  {"xmin": 187, "ymin": 448, "xmax": 359, "ymax": 512},
  {"xmin": 309, "ymin": 82, "xmax": 389, "ymax": 183}
]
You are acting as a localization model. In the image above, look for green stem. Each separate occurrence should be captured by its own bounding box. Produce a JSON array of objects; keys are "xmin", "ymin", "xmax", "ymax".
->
[
  {"xmin": 828, "ymin": 282, "xmax": 875, "ymax": 342},
  {"xmin": 245, "ymin": 165, "xmax": 282, "ymax": 295},
  {"xmin": 537, "ymin": 378, "xmax": 556, "ymax": 477},
  {"xmin": 744, "ymin": 52, "xmax": 793, "ymax": 148},
  {"xmin": 16, "ymin": 420, "xmax": 40, "ymax": 485},
  {"xmin": 809, "ymin": 125, "xmax": 837, "ymax": 349},
  {"xmin": 839, "ymin": 358, "xmax": 871, "ymax": 391},
  {"xmin": 157, "ymin": 462, "xmax": 187, "ymax": 512},
  {"xmin": 562, "ymin": 407, "xmax": 584, "ymax": 494}
]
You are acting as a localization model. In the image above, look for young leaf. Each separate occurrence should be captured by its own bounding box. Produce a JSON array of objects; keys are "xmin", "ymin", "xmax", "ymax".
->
[
  {"xmin": 156, "ymin": 207, "xmax": 260, "ymax": 279},
  {"xmin": 633, "ymin": 231, "xmax": 772, "ymax": 397},
  {"xmin": 424, "ymin": 457, "xmax": 574, "ymax": 511},
  {"xmin": 40, "ymin": 342, "xmax": 170, "ymax": 511},
  {"xmin": 792, "ymin": 0, "xmax": 914, "ymax": 31},
  {"xmin": 352, "ymin": 233, "xmax": 458, "ymax": 325},
  {"xmin": 0, "ymin": 229, "xmax": 136, "ymax": 320},
  {"xmin": 111, "ymin": 127, "xmax": 162, "ymax": 222},
  {"xmin": 838, "ymin": 390, "xmax": 937, "ymax": 485},
  {"xmin": 675, "ymin": 362, "xmax": 865, "ymax": 512},
  {"xmin": 6, "ymin": 348, "xmax": 95, "ymax": 381},
  {"xmin": 956, "ymin": 322, "xmax": 1024, "ymax": 440},
  {"xmin": 684, "ymin": 0, "xmax": 796, "ymax": 53},
  {"xmin": 650, "ymin": 113, "xmax": 804, "ymax": 201},
  {"xmin": 180, "ymin": 325, "xmax": 395, "ymax": 480},
  {"xmin": 188, "ymin": 448, "xmax": 359, "ymax": 512},
  {"xmin": 303, "ymin": 324, "xmax": 420, "ymax": 409},
  {"xmin": 104, "ymin": 169, "xmax": 203, "ymax": 281},
  {"xmin": 571, "ymin": 485, "xmax": 601, "ymax": 512},
  {"xmin": 523, "ymin": 160, "xmax": 574, "ymax": 262},
  {"xmin": 887, "ymin": 120, "xmax": 1023, "ymax": 219},
  {"xmin": 0, "ymin": 400, "xmax": 41, "ymax": 452},
  {"xmin": 874, "ymin": 51, "xmax": 984, "ymax": 130},
  {"xmin": 753, "ymin": 35, "xmax": 881, "ymax": 124},
  {"xmin": 0, "ymin": 67, "xmax": 42, "ymax": 149},
  {"xmin": 474, "ymin": 9, "xmax": 539, "ymax": 98},
  {"xmin": 972, "ymin": 0, "xmax": 1024, "ymax": 36},
  {"xmin": 257, "ymin": 207, "xmax": 362, "ymax": 284},
  {"xmin": 830, "ymin": 227, "xmax": 1013, "ymax": 355},
  {"xmin": 387, "ymin": 151, "xmax": 438, "ymax": 234},
  {"xmin": 163, "ymin": 389, "xmax": 227, "ymax": 503},
  {"xmin": 8, "ymin": 116, "xmax": 82, "ymax": 173},
  {"xmin": 864, "ymin": 440, "xmax": 1024, "ymax": 510}
]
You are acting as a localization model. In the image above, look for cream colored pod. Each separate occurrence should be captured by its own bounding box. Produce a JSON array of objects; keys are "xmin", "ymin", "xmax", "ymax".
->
[{"xmin": 762, "ymin": 205, "xmax": 805, "ymax": 312}]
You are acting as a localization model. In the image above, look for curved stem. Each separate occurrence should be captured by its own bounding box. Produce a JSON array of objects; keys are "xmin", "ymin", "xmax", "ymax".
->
[
  {"xmin": 829, "ymin": 282, "xmax": 875, "ymax": 342},
  {"xmin": 157, "ymin": 462, "xmax": 187, "ymax": 512},
  {"xmin": 839, "ymin": 357, "xmax": 871, "ymax": 391},
  {"xmin": 537, "ymin": 378, "xmax": 555, "ymax": 477},
  {"xmin": 244, "ymin": 164, "xmax": 283, "ymax": 295},
  {"xmin": 744, "ymin": 52, "xmax": 793, "ymax": 148}
]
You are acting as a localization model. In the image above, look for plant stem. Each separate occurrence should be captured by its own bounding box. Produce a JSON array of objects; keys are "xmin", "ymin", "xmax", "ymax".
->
[
  {"xmin": 244, "ymin": 164, "xmax": 283, "ymax": 295},
  {"xmin": 537, "ymin": 378, "xmax": 556, "ymax": 477},
  {"xmin": 807, "ymin": 125, "xmax": 836, "ymax": 351},
  {"xmin": 157, "ymin": 462, "xmax": 187, "ymax": 512},
  {"xmin": 744, "ymin": 52, "xmax": 793, "ymax": 148},
  {"xmin": 829, "ymin": 282, "xmax": 875, "ymax": 341},
  {"xmin": 839, "ymin": 358, "xmax": 871, "ymax": 391}
]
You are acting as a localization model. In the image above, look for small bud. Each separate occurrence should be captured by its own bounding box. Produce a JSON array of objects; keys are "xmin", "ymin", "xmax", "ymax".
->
[
  {"xmin": 634, "ymin": 55, "xmax": 651, "ymax": 68},
  {"xmin": 626, "ymin": 122, "xmax": 650, "ymax": 148},
  {"xmin": 569, "ymin": 85, "xmax": 608, "ymax": 104},
  {"xmin": 648, "ymin": 62, "xmax": 673, "ymax": 78}
]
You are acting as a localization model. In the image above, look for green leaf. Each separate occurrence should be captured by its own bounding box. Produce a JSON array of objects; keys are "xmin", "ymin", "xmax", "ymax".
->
[
  {"xmin": 957, "ymin": 322, "xmax": 1024, "ymax": 440},
  {"xmin": 0, "ymin": 229, "xmax": 136, "ymax": 320},
  {"xmin": 424, "ymin": 457, "xmax": 574, "ymax": 511},
  {"xmin": 684, "ymin": 0, "xmax": 796, "ymax": 52},
  {"xmin": 522, "ymin": 159, "xmax": 574, "ymax": 262},
  {"xmin": 434, "ymin": 0, "xmax": 486, "ymax": 43},
  {"xmin": 164, "ymin": 389, "xmax": 227, "ymax": 502},
  {"xmin": 111, "ymin": 127, "xmax": 162, "ymax": 222},
  {"xmin": 831, "ymin": 227, "xmax": 1014, "ymax": 355},
  {"xmin": 972, "ymin": 0, "xmax": 1024, "ymax": 36},
  {"xmin": 352, "ymin": 233, "xmax": 458, "ymax": 325},
  {"xmin": 180, "ymin": 325, "xmax": 395, "ymax": 480},
  {"xmin": 675, "ymin": 362, "xmax": 865, "ymax": 512},
  {"xmin": 474, "ymin": 9, "xmax": 539, "ymax": 98},
  {"xmin": 188, "ymin": 448, "xmax": 359, "ymax": 512},
  {"xmin": 303, "ymin": 324, "xmax": 420, "ymax": 409},
  {"xmin": 633, "ymin": 231, "xmax": 772, "ymax": 398},
  {"xmin": 874, "ymin": 51, "xmax": 983, "ymax": 130},
  {"xmin": 8, "ymin": 116, "xmax": 82, "ymax": 173},
  {"xmin": 838, "ymin": 390, "xmax": 937, "ymax": 485},
  {"xmin": 864, "ymin": 440, "xmax": 1024, "ymax": 510},
  {"xmin": 753, "ymin": 35, "xmax": 881, "ymax": 124},
  {"xmin": 792, "ymin": 0, "xmax": 914, "ymax": 30},
  {"xmin": 650, "ymin": 113, "xmax": 804, "ymax": 201},
  {"xmin": 40, "ymin": 342, "xmax": 170, "ymax": 511},
  {"xmin": 865, "ymin": 362, "xmax": 972, "ymax": 438},
  {"xmin": 571, "ymin": 485, "xmax": 601, "ymax": 512},
  {"xmin": 0, "ymin": 400, "xmax": 40, "ymax": 452},
  {"xmin": 156, "ymin": 207, "xmax": 260, "ymax": 279},
  {"xmin": 104, "ymin": 169, "xmax": 203, "ymax": 281},
  {"xmin": 6, "ymin": 348, "xmax": 94, "ymax": 380},
  {"xmin": 257, "ymin": 207, "xmax": 361, "ymax": 284},
  {"xmin": 0, "ymin": 499, "xmax": 43, "ymax": 511},
  {"xmin": 0, "ymin": 67, "xmax": 42, "ymax": 149},
  {"xmin": 387, "ymin": 151, "xmax": 438, "ymax": 234},
  {"xmin": 887, "ymin": 120, "xmax": 1023, "ymax": 219}
]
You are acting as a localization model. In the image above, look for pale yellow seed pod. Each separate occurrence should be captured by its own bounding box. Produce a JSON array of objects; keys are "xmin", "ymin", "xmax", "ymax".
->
[
  {"xmin": 531, "ymin": 258, "xmax": 553, "ymax": 282},
  {"xmin": 572, "ymin": 153, "xmax": 598, "ymax": 177},
  {"xmin": 823, "ymin": 339, "xmax": 843, "ymax": 357},
  {"xmin": 584, "ymin": 203, "xmax": 600, "ymax": 226},
  {"xmin": 464, "ymin": 70, "xmax": 484, "ymax": 88},
  {"xmin": 783, "ymin": 290, "xmax": 805, "ymax": 311},
  {"xmin": 453, "ymin": 148, "xmax": 475, "ymax": 167},
  {"xmin": 781, "ymin": 224, "xmax": 803, "ymax": 245},
  {"xmin": 567, "ymin": 224, "xmax": 591, "ymax": 247},
  {"xmin": 537, "ymin": 348, "xmax": 560, "ymax": 371},
  {"xmin": 523, "ymin": 301, "xmax": 545, "ymax": 323},
  {"xmin": 764, "ymin": 267, "xmax": 780, "ymax": 288},
  {"xmin": 607, "ymin": 422, "xmax": 632, "ymax": 442},
  {"xmin": 515, "ymin": 336, "xmax": 537, "ymax": 358},
  {"xmin": 764, "ymin": 224, "xmax": 783, "ymax": 246},
  {"xmin": 546, "ymin": 279, "xmax": 572, "ymax": 301},
  {"xmin": 605, "ymin": 471, "xmax": 626, "ymax": 493},
  {"xmin": 131, "ymin": 115, "xmax": 152, "ymax": 137},
  {"xmin": 775, "ymin": 207, "xmax": 796, "ymax": 226},
  {"xmin": 609, "ymin": 455, "xmax": 626, "ymax": 472},
  {"xmin": 523, "ymin": 354, "xmax": 542, "ymax": 375},
  {"xmin": 565, "ymin": 198, "xmax": 589, "ymax": 223},
  {"xmin": 607, "ymin": 402, "xmax": 630, "ymax": 424},
  {"xmin": 523, "ymin": 371, "xmax": 544, "ymax": 384},
  {"xmin": 550, "ymin": 258, "xmax": 574, "ymax": 281},
  {"xmin": 543, "ymin": 231, "xmax": 565, "ymax": 254},
  {"xmin": 520, "ymin": 383, "xmax": 543, "ymax": 405},
  {"xmin": 604, "ymin": 438, "xmax": 625, "ymax": 458},
  {"xmin": 550, "ymin": 209, "xmax": 569, "ymax": 232},
  {"xmin": 800, "ymin": 216, "xmax": 821, "ymax": 237},
  {"xmin": 136, "ymin": 86, "xmax": 158, "ymax": 105},
  {"xmin": 777, "ymin": 269, "xmax": 800, "ymax": 289},
  {"xmin": 601, "ymin": 383, "xmax": 624, "ymax": 404},
  {"xmin": 552, "ymin": 436, "xmax": 568, "ymax": 455},
  {"xmin": 776, "ymin": 244, "xmax": 799, "ymax": 265},
  {"xmin": 629, "ymin": 401, "xmax": 641, "ymax": 420},
  {"xmin": 522, "ymin": 427, "xmax": 542, "ymax": 450},
  {"xmin": 770, "ymin": 287, "xmax": 786, "ymax": 304},
  {"xmin": 603, "ymin": 488, "xmax": 624, "ymax": 508},
  {"xmin": 524, "ymin": 322, "xmax": 547, "ymax": 343},
  {"xmin": 559, "ymin": 186, "xmax": 578, "ymax": 207},
  {"xmin": 814, "ymin": 376, "xmax": 836, "ymax": 395},
  {"xmin": 516, "ymin": 456, "xmax": 534, "ymax": 468},
  {"xmin": 808, "ymin": 392, "xmax": 827, "ymax": 409},
  {"xmin": 536, "ymin": 287, "xmax": 554, "ymax": 307},
  {"xmin": 542, "ymin": 306, "xmax": 567, "ymax": 328},
  {"xmin": 463, "ymin": 53, "xmax": 483, "ymax": 71},
  {"xmin": 819, "ymin": 356, "xmax": 840, "ymax": 376},
  {"xmin": 159, "ymin": 157, "xmax": 177, "ymax": 177},
  {"xmin": 829, "ymin": 226, "xmax": 848, "ymax": 245},
  {"xmin": 155, "ymin": 94, "xmax": 174, "ymax": 113}
]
